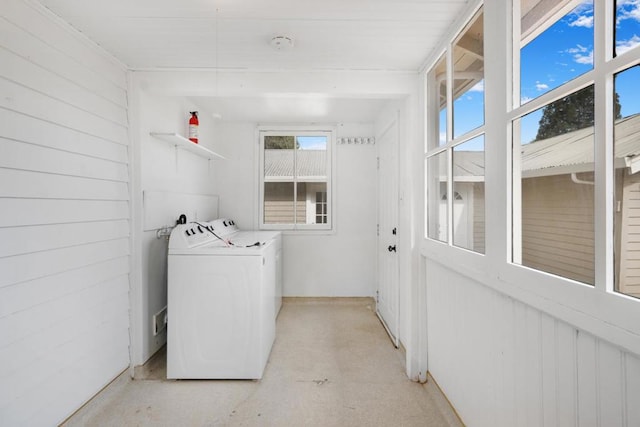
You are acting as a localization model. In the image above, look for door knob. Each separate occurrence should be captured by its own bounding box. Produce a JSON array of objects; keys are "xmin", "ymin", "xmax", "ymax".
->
[{"xmin": 388, "ymin": 245, "xmax": 396, "ymax": 252}]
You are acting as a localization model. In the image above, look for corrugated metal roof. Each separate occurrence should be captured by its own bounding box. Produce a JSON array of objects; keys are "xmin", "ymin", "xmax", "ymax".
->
[
  {"xmin": 453, "ymin": 151, "xmax": 485, "ymax": 179},
  {"xmin": 264, "ymin": 149, "xmax": 327, "ymax": 178},
  {"xmin": 521, "ymin": 113, "xmax": 640, "ymax": 176},
  {"xmin": 445, "ymin": 113, "xmax": 640, "ymax": 180}
]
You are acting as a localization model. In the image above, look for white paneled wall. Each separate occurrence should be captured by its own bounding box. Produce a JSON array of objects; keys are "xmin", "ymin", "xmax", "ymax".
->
[
  {"xmin": 129, "ymin": 89, "xmax": 220, "ymax": 365},
  {"xmin": 212, "ymin": 122, "xmax": 378, "ymax": 297},
  {"xmin": 0, "ymin": 1, "xmax": 130, "ymax": 425},
  {"xmin": 426, "ymin": 259, "xmax": 640, "ymax": 427}
]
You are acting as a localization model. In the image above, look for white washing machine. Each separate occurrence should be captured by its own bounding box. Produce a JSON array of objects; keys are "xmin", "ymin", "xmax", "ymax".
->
[{"xmin": 167, "ymin": 218, "xmax": 282, "ymax": 379}]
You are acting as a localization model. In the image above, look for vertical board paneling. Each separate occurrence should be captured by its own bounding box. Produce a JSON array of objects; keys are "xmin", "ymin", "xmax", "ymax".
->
[
  {"xmin": 425, "ymin": 261, "xmax": 639, "ymax": 427},
  {"xmin": 524, "ymin": 306, "xmax": 543, "ymax": 427},
  {"xmin": 540, "ymin": 314, "xmax": 558, "ymax": 427},
  {"xmin": 0, "ymin": 0, "xmax": 130, "ymax": 425},
  {"xmin": 597, "ymin": 342, "xmax": 624, "ymax": 426},
  {"xmin": 513, "ymin": 300, "xmax": 528, "ymax": 427},
  {"xmin": 626, "ymin": 354, "xmax": 640, "ymax": 426},
  {"xmin": 556, "ymin": 322, "xmax": 578, "ymax": 426},
  {"xmin": 494, "ymin": 295, "xmax": 516, "ymax": 426},
  {"xmin": 577, "ymin": 332, "xmax": 598, "ymax": 426}
]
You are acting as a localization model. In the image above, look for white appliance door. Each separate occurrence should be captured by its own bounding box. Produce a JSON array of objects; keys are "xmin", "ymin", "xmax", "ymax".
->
[{"xmin": 167, "ymin": 254, "xmax": 264, "ymax": 379}]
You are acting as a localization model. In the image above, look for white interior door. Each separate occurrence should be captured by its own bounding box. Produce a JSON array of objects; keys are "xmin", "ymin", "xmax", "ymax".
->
[{"xmin": 376, "ymin": 117, "xmax": 399, "ymax": 347}]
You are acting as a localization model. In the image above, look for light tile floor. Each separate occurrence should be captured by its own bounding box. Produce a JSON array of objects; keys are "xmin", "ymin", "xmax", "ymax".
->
[{"xmin": 63, "ymin": 298, "xmax": 463, "ymax": 426}]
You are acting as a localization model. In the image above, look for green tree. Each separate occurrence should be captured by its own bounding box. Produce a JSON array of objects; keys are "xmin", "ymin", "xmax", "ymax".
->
[
  {"xmin": 535, "ymin": 86, "xmax": 622, "ymax": 141},
  {"xmin": 265, "ymin": 136, "xmax": 299, "ymax": 149}
]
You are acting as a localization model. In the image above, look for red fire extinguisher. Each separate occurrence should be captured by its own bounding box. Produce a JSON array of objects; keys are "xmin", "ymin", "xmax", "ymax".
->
[{"xmin": 188, "ymin": 111, "xmax": 199, "ymax": 144}]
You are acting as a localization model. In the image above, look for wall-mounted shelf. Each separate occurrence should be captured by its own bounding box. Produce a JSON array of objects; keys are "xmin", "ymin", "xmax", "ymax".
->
[{"xmin": 150, "ymin": 132, "xmax": 226, "ymax": 160}]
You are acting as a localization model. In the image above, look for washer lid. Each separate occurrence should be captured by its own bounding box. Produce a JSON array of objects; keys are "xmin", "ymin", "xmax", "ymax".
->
[{"xmin": 168, "ymin": 238, "xmax": 272, "ymax": 256}]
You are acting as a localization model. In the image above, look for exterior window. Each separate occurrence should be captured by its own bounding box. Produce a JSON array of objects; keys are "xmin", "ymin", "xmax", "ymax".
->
[
  {"xmin": 426, "ymin": 7, "xmax": 485, "ymax": 254},
  {"xmin": 513, "ymin": 0, "xmax": 600, "ymax": 284},
  {"xmin": 453, "ymin": 135, "xmax": 485, "ymax": 253},
  {"xmin": 513, "ymin": 0, "xmax": 640, "ymax": 291},
  {"xmin": 453, "ymin": 10, "xmax": 485, "ymax": 138},
  {"xmin": 435, "ymin": 55, "xmax": 448, "ymax": 147},
  {"xmin": 520, "ymin": 0, "xmax": 594, "ymax": 104},
  {"xmin": 315, "ymin": 191, "xmax": 327, "ymax": 224},
  {"xmin": 427, "ymin": 151, "xmax": 448, "ymax": 242},
  {"xmin": 259, "ymin": 130, "xmax": 332, "ymax": 230},
  {"xmin": 615, "ymin": 65, "xmax": 640, "ymax": 298},
  {"xmin": 513, "ymin": 86, "xmax": 595, "ymax": 285},
  {"xmin": 615, "ymin": 0, "xmax": 640, "ymax": 57}
]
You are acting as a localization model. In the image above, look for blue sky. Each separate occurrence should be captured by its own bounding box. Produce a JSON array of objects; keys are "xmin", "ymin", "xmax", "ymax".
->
[
  {"xmin": 442, "ymin": 0, "xmax": 640, "ymax": 146},
  {"xmin": 297, "ymin": 135, "xmax": 327, "ymax": 150},
  {"xmin": 519, "ymin": 0, "xmax": 640, "ymax": 143}
]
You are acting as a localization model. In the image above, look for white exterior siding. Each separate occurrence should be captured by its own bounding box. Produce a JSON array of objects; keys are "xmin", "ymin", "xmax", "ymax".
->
[
  {"xmin": 473, "ymin": 184, "xmax": 485, "ymax": 254},
  {"xmin": 619, "ymin": 171, "xmax": 640, "ymax": 298},
  {"xmin": 0, "ymin": 1, "xmax": 130, "ymax": 425},
  {"xmin": 426, "ymin": 260, "xmax": 640, "ymax": 427},
  {"xmin": 521, "ymin": 174, "xmax": 595, "ymax": 285}
]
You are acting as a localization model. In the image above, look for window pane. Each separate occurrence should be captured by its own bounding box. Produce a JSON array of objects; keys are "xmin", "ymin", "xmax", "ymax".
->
[
  {"xmin": 427, "ymin": 151, "xmax": 448, "ymax": 241},
  {"xmin": 261, "ymin": 131, "xmax": 332, "ymax": 230},
  {"xmin": 614, "ymin": 65, "xmax": 640, "ymax": 298},
  {"xmin": 296, "ymin": 135, "xmax": 327, "ymax": 179},
  {"xmin": 303, "ymin": 185, "xmax": 327, "ymax": 225},
  {"xmin": 513, "ymin": 85, "xmax": 595, "ymax": 285},
  {"xmin": 434, "ymin": 55, "xmax": 448, "ymax": 147},
  {"xmin": 453, "ymin": 10, "xmax": 484, "ymax": 138},
  {"xmin": 615, "ymin": 0, "xmax": 640, "ymax": 57},
  {"xmin": 264, "ymin": 135, "xmax": 294, "ymax": 179},
  {"xmin": 453, "ymin": 135, "xmax": 485, "ymax": 253},
  {"xmin": 520, "ymin": 0, "xmax": 594, "ymax": 104},
  {"xmin": 264, "ymin": 182, "xmax": 295, "ymax": 224},
  {"xmin": 315, "ymin": 190, "xmax": 327, "ymax": 224}
]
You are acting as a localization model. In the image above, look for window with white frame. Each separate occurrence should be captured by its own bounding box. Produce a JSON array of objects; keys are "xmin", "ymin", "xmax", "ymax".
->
[
  {"xmin": 511, "ymin": 0, "xmax": 640, "ymax": 299},
  {"xmin": 426, "ymin": 7, "xmax": 486, "ymax": 254},
  {"xmin": 259, "ymin": 128, "xmax": 333, "ymax": 230},
  {"xmin": 422, "ymin": 0, "xmax": 640, "ymax": 358}
]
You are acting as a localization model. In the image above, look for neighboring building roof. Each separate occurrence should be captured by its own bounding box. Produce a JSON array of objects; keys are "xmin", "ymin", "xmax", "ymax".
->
[
  {"xmin": 452, "ymin": 151, "xmax": 485, "ymax": 181},
  {"xmin": 446, "ymin": 113, "xmax": 640, "ymax": 181},
  {"xmin": 264, "ymin": 149, "xmax": 327, "ymax": 178},
  {"xmin": 521, "ymin": 113, "xmax": 640, "ymax": 178}
]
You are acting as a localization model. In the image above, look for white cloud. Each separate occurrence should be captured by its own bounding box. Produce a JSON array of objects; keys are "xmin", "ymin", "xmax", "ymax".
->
[
  {"xmin": 574, "ymin": 51, "xmax": 594, "ymax": 64},
  {"xmin": 470, "ymin": 81, "xmax": 484, "ymax": 92},
  {"xmin": 617, "ymin": 34, "xmax": 640, "ymax": 55},
  {"xmin": 521, "ymin": 96, "xmax": 533, "ymax": 104},
  {"xmin": 535, "ymin": 82, "xmax": 549, "ymax": 91},
  {"xmin": 569, "ymin": 15, "xmax": 594, "ymax": 28},
  {"xmin": 617, "ymin": 0, "xmax": 640, "ymax": 26},
  {"xmin": 566, "ymin": 44, "xmax": 593, "ymax": 65},
  {"xmin": 567, "ymin": 44, "xmax": 588, "ymax": 54}
]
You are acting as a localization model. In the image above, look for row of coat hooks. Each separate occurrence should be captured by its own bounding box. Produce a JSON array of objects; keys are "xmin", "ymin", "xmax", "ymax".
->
[{"xmin": 336, "ymin": 137, "xmax": 375, "ymax": 145}]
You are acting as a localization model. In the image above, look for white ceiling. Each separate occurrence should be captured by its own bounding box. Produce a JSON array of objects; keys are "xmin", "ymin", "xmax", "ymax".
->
[
  {"xmin": 191, "ymin": 96, "xmax": 392, "ymax": 123},
  {"xmin": 36, "ymin": 0, "xmax": 470, "ymax": 122}
]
